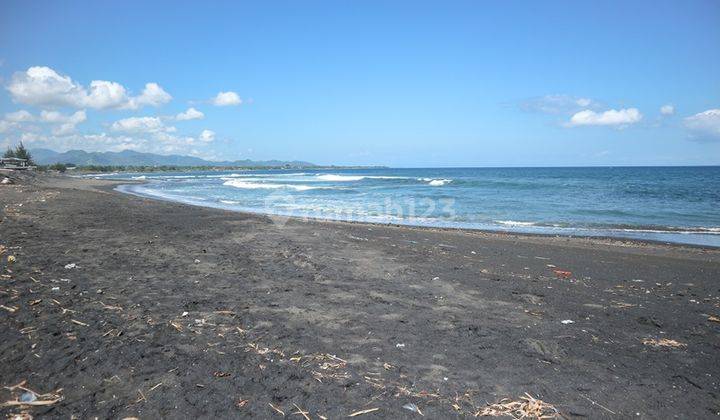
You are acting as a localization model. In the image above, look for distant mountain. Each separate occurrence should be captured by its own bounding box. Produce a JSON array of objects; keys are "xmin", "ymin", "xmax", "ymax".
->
[{"xmin": 30, "ymin": 148, "xmax": 316, "ymax": 168}]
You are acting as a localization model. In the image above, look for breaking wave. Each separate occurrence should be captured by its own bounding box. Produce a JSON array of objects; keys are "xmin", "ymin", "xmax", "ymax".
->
[{"xmin": 222, "ymin": 179, "xmax": 330, "ymax": 191}]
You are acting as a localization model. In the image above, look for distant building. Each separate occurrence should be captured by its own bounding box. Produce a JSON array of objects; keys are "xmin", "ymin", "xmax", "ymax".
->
[{"xmin": 0, "ymin": 157, "xmax": 29, "ymax": 169}]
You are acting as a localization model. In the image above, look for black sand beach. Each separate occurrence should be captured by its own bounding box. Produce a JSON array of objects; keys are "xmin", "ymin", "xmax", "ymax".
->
[{"xmin": 1, "ymin": 173, "xmax": 719, "ymax": 418}]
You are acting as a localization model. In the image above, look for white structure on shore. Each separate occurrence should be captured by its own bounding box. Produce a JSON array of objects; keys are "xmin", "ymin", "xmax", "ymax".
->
[{"xmin": 0, "ymin": 157, "xmax": 29, "ymax": 169}]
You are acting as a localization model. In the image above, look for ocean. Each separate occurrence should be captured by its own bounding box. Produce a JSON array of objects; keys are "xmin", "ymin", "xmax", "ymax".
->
[{"xmin": 96, "ymin": 166, "xmax": 720, "ymax": 247}]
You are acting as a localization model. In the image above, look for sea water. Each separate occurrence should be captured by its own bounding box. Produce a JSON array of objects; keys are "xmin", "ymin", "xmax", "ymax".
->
[{"xmin": 97, "ymin": 166, "xmax": 720, "ymax": 247}]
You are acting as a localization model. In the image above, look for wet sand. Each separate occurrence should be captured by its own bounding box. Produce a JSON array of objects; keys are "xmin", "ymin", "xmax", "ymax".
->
[{"xmin": 1, "ymin": 173, "xmax": 719, "ymax": 418}]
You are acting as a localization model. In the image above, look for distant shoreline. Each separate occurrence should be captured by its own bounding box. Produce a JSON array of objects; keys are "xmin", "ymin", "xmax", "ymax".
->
[{"xmin": 110, "ymin": 176, "xmax": 720, "ymax": 251}]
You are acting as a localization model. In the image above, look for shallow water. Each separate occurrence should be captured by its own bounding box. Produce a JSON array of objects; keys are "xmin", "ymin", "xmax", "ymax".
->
[{"xmin": 95, "ymin": 166, "xmax": 720, "ymax": 247}]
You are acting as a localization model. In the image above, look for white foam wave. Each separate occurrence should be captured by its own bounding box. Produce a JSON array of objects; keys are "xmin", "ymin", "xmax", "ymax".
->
[
  {"xmin": 219, "ymin": 199, "xmax": 240, "ymax": 204},
  {"xmin": 132, "ymin": 175, "xmax": 147, "ymax": 180},
  {"xmin": 495, "ymin": 220, "xmax": 537, "ymax": 226},
  {"xmin": 223, "ymin": 179, "xmax": 326, "ymax": 191},
  {"xmin": 427, "ymin": 179, "xmax": 452, "ymax": 186}
]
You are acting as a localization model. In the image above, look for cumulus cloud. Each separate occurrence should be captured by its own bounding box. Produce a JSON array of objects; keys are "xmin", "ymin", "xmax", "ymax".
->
[
  {"xmin": 211, "ymin": 91, "xmax": 241, "ymax": 106},
  {"xmin": 660, "ymin": 104, "xmax": 675, "ymax": 116},
  {"xmin": 520, "ymin": 94, "xmax": 598, "ymax": 114},
  {"xmin": 111, "ymin": 116, "xmax": 175, "ymax": 133},
  {"xmin": 684, "ymin": 109, "xmax": 720, "ymax": 142},
  {"xmin": 2, "ymin": 67, "xmax": 227, "ymax": 157},
  {"xmin": 1, "ymin": 109, "xmax": 86, "ymax": 135},
  {"xmin": 176, "ymin": 107, "xmax": 204, "ymax": 121},
  {"xmin": 566, "ymin": 108, "xmax": 642, "ymax": 127},
  {"xmin": 41, "ymin": 110, "xmax": 87, "ymax": 135},
  {"xmin": 6, "ymin": 66, "xmax": 171, "ymax": 110},
  {"xmin": 129, "ymin": 83, "xmax": 173, "ymax": 108},
  {"xmin": 40, "ymin": 110, "xmax": 86, "ymax": 124},
  {"xmin": 5, "ymin": 110, "xmax": 34, "ymax": 122},
  {"xmin": 199, "ymin": 129, "xmax": 215, "ymax": 142},
  {"xmin": 0, "ymin": 120, "xmax": 12, "ymax": 133}
]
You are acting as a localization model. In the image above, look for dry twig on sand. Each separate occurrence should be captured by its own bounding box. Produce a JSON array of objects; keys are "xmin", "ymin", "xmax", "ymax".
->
[
  {"xmin": 475, "ymin": 393, "xmax": 559, "ymax": 419},
  {"xmin": 269, "ymin": 402, "xmax": 285, "ymax": 416},
  {"xmin": 292, "ymin": 403, "xmax": 311, "ymax": 420},
  {"xmin": 348, "ymin": 407, "xmax": 380, "ymax": 417},
  {"xmin": 642, "ymin": 338, "xmax": 686, "ymax": 348}
]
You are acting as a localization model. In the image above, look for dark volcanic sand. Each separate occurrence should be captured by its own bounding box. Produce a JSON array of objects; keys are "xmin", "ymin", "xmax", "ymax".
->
[{"xmin": 1, "ymin": 174, "xmax": 719, "ymax": 419}]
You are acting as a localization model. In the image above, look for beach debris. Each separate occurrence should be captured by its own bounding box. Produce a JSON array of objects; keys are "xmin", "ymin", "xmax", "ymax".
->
[
  {"xmin": 553, "ymin": 270, "xmax": 572, "ymax": 279},
  {"xmin": 1, "ymin": 380, "xmax": 63, "ymax": 407},
  {"xmin": 71, "ymin": 319, "xmax": 89, "ymax": 327},
  {"xmin": 7, "ymin": 255, "xmax": 16, "ymax": 263},
  {"xmin": 348, "ymin": 407, "xmax": 380, "ymax": 417},
  {"xmin": 1, "ymin": 177, "xmax": 11, "ymax": 184},
  {"xmin": 396, "ymin": 343, "xmax": 406, "ymax": 348},
  {"xmin": 268, "ymin": 402, "xmax": 285, "ymax": 416},
  {"xmin": 1, "ymin": 304, "xmax": 18, "ymax": 313},
  {"xmin": 236, "ymin": 398, "xmax": 250, "ymax": 408},
  {"xmin": 293, "ymin": 403, "xmax": 311, "ymax": 420},
  {"xmin": 402, "ymin": 403, "xmax": 424, "ymax": 415},
  {"xmin": 181, "ymin": 311, "xmax": 189, "ymax": 317},
  {"xmin": 19, "ymin": 393, "xmax": 36, "ymax": 403},
  {"xmin": 642, "ymin": 338, "xmax": 686, "ymax": 348},
  {"xmin": 213, "ymin": 371, "xmax": 231, "ymax": 378},
  {"xmin": 99, "ymin": 301, "xmax": 123, "ymax": 311},
  {"xmin": 475, "ymin": 393, "xmax": 559, "ymax": 418},
  {"xmin": 580, "ymin": 395, "xmax": 616, "ymax": 415},
  {"xmin": 63, "ymin": 263, "xmax": 76, "ymax": 269},
  {"xmin": 708, "ymin": 315, "xmax": 720, "ymax": 323},
  {"xmin": 194, "ymin": 259, "xmax": 201, "ymax": 264},
  {"xmin": 560, "ymin": 320, "xmax": 574, "ymax": 324}
]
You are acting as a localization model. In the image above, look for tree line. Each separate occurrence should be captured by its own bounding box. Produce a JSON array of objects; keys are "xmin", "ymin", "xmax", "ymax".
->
[{"xmin": 3, "ymin": 142, "xmax": 34, "ymax": 165}]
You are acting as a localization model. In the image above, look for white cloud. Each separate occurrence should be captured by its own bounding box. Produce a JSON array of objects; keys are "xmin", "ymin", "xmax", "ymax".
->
[
  {"xmin": 84, "ymin": 80, "xmax": 129, "ymax": 109},
  {"xmin": 660, "ymin": 104, "xmax": 675, "ymax": 115},
  {"xmin": 176, "ymin": 107, "xmax": 204, "ymax": 121},
  {"xmin": 684, "ymin": 109, "xmax": 720, "ymax": 142},
  {"xmin": 7, "ymin": 66, "xmax": 85, "ymax": 108},
  {"xmin": 211, "ymin": 91, "xmax": 241, "ymax": 106},
  {"xmin": 520, "ymin": 94, "xmax": 598, "ymax": 114},
  {"xmin": 41, "ymin": 110, "xmax": 87, "ymax": 135},
  {"xmin": 125, "ymin": 83, "xmax": 172, "ymax": 109},
  {"xmin": 6, "ymin": 66, "xmax": 171, "ymax": 110},
  {"xmin": 111, "ymin": 116, "xmax": 174, "ymax": 133},
  {"xmin": 40, "ymin": 110, "xmax": 86, "ymax": 124},
  {"xmin": 566, "ymin": 108, "xmax": 642, "ymax": 127},
  {"xmin": 199, "ymin": 129, "xmax": 215, "ymax": 142},
  {"xmin": 5, "ymin": 110, "xmax": 34, "ymax": 122},
  {"xmin": 1, "ymin": 109, "xmax": 86, "ymax": 135}
]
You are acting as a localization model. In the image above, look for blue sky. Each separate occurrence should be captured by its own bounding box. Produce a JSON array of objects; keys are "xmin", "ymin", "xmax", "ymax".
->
[{"xmin": 1, "ymin": 0, "xmax": 719, "ymax": 166}]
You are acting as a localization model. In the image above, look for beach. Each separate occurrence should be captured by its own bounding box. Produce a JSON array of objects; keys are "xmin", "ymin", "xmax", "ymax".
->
[{"xmin": 1, "ymin": 173, "xmax": 719, "ymax": 418}]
